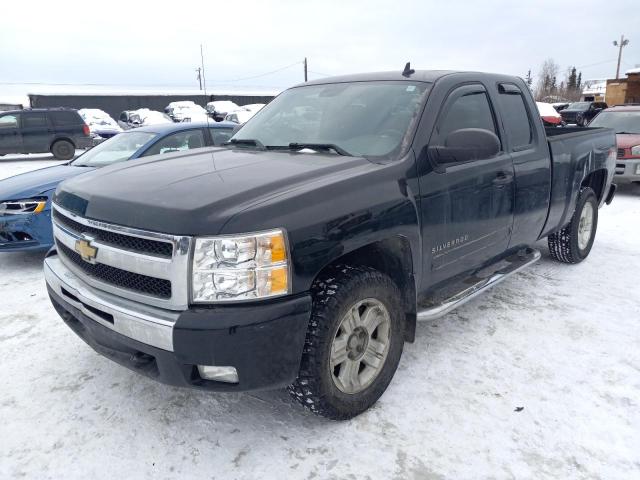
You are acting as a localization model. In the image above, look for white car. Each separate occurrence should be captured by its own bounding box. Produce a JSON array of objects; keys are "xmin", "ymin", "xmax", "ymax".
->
[
  {"xmin": 78, "ymin": 108, "xmax": 122, "ymax": 143},
  {"xmin": 241, "ymin": 103, "xmax": 266, "ymax": 113},
  {"xmin": 224, "ymin": 109, "xmax": 255, "ymax": 124},
  {"xmin": 536, "ymin": 102, "xmax": 564, "ymax": 127},
  {"xmin": 206, "ymin": 100, "xmax": 240, "ymax": 121},
  {"xmin": 166, "ymin": 101, "xmax": 208, "ymax": 122}
]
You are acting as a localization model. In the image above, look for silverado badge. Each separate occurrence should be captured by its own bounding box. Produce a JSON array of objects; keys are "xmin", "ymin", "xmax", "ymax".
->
[{"xmin": 75, "ymin": 238, "xmax": 98, "ymax": 264}]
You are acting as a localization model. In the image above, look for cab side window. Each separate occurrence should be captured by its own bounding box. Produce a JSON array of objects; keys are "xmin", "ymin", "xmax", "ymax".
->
[
  {"xmin": 496, "ymin": 83, "xmax": 533, "ymax": 149},
  {"xmin": 437, "ymin": 91, "xmax": 498, "ymax": 140}
]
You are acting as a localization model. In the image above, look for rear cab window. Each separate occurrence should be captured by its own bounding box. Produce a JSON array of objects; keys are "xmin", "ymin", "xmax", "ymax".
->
[{"xmin": 496, "ymin": 83, "xmax": 534, "ymax": 151}]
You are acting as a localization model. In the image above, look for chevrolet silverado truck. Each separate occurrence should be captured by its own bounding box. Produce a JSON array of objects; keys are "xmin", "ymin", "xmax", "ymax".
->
[{"xmin": 44, "ymin": 68, "xmax": 617, "ymax": 420}]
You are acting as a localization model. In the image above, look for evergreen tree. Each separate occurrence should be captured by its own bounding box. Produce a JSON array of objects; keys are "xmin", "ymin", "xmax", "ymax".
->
[
  {"xmin": 525, "ymin": 69, "xmax": 533, "ymax": 87},
  {"xmin": 577, "ymin": 72, "xmax": 582, "ymax": 92},
  {"xmin": 567, "ymin": 67, "xmax": 577, "ymax": 90}
]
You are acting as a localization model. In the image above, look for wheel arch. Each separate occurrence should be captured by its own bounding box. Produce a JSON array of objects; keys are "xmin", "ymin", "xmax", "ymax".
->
[
  {"xmin": 310, "ymin": 235, "xmax": 417, "ymax": 343},
  {"xmin": 50, "ymin": 137, "xmax": 76, "ymax": 151},
  {"xmin": 581, "ymin": 168, "xmax": 608, "ymax": 205}
]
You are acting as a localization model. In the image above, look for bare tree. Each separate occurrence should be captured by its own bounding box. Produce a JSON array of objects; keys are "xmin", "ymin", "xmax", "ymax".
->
[{"xmin": 535, "ymin": 58, "xmax": 560, "ymax": 101}]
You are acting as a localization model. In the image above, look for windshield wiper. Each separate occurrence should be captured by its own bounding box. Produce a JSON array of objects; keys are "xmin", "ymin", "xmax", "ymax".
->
[
  {"xmin": 616, "ymin": 131, "xmax": 638, "ymax": 135},
  {"xmin": 287, "ymin": 143, "xmax": 352, "ymax": 156},
  {"xmin": 225, "ymin": 138, "xmax": 265, "ymax": 150}
]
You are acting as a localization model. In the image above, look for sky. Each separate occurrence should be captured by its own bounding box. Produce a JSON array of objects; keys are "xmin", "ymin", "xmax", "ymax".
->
[{"xmin": 1, "ymin": 0, "xmax": 639, "ymax": 95}]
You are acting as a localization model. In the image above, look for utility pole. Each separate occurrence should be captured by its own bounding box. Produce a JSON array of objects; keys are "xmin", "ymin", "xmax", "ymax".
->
[
  {"xmin": 196, "ymin": 67, "xmax": 202, "ymax": 90},
  {"xmin": 304, "ymin": 57, "xmax": 308, "ymax": 82},
  {"xmin": 613, "ymin": 35, "xmax": 630, "ymax": 79}
]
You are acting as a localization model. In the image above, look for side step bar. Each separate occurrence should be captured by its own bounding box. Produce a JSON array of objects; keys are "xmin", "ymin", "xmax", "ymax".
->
[{"xmin": 417, "ymin": 248, "xmax": 541, "ymax": 322}]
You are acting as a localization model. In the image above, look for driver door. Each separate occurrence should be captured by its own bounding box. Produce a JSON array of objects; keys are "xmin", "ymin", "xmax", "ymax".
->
[{"xmin": 419, "ymin": 84, "xmax": 515, "ymax": 285}]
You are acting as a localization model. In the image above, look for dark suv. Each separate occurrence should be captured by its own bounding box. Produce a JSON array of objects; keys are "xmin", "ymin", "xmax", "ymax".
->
[
  {"xmin": 0, "ymin": 108, "xmax": 92, "ymax": 160},
  {"xmin": 560, "ymin": 101, "xmax": 608, "ymax": 126}
]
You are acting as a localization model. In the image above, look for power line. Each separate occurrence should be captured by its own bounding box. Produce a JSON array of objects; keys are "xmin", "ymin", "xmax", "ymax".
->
[
  {"xmin": 308, "ymin": 70, "xmax": 331, "ymax": 77},
  {"xmin": 575, "ymin": 58, "xmax": 618, "ymax": 69},
  {"xmin": 220, "ymin": 61, "xmax": 304, "ymax": 83}
]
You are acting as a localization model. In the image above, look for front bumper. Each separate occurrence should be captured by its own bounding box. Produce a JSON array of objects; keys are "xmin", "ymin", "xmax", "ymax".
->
[
  {"xmin": 45, "ymin": 254, "xmax": 312, "ymax": 392},
  {"xmin": 0, "ymin": 210, "xmax": 53, "ymax": 251},
  {"xmin": 615, "ymin": 158, "xmax": 640, "ymax": 182}
]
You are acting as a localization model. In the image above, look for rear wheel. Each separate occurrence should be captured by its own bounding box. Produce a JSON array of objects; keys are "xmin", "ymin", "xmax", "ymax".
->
[
  {"xmin": 580, "ymin": 116, "xmax": 590, "ymax": 127},
  {"xmin": 548, "ymin": 187, "xmax": 598, "ymax": 264},
  {"xmin": 288, "ymin": 265, "xmax": 405, "ymax": 420},
  {"xmin": 51, "ymin": 140, "xmax": 75, "ymax": 160}
]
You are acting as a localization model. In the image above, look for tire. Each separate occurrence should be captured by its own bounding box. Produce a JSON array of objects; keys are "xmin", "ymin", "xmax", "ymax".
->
[
  {"xmin": 51, "ymin": 140, "xmax": 75, "ymax": 160},
  {"xmin": 548, "ymin": 187, "xmax": 598, "ymax": 264},
  {"xmin": 288, "ymin": 265, "xmax": 405, "ymax": 420},
  {"xmin": 580, "ymin": 116, "xmax": 590, "ymax": 127}
]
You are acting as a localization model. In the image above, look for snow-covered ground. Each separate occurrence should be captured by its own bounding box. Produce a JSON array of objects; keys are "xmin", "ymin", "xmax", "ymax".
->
[{"xmin": 1, "ymin": 159, "xmax": 639, "ymax": 480}]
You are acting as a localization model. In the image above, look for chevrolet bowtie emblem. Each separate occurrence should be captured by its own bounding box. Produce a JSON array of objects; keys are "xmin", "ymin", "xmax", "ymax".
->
[{"xmin": 75, "ymin": 238, "xmax": 98, "ymax": 263}]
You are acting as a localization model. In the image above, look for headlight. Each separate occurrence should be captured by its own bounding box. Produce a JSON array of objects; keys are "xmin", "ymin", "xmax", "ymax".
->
[
  {"xmin": 0, "ymin": 198, "xmax": 47, "ymax": 215},
  {"xmin": 192, "ymin": 229, "xmax": 290, "ymax": 302},
  {"xmin": 631, "ymin": 145, "xmax": 640, "ymax": 156}
]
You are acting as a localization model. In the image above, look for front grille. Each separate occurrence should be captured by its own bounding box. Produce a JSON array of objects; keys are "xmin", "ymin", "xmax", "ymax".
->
[
  {"xmin": 57, "ymin": 242, "xmax": 172, "ymax": 299},
  {"xmin": 53, "ymin": 210, "xmax": 173, "ymax": 258},
  {"xmin": 618, "ymin": 148, "xmax": 626, "ymax": 159}
]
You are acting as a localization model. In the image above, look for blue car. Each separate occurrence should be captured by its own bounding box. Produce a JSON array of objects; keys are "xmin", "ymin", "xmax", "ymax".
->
[{"xmin": 0, "ymin": 121, "xmax": 235, "ymax": 251}]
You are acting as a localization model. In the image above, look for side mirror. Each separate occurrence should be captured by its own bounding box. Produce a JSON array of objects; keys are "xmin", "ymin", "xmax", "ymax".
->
[{"xmin": 430, "ymin": 128, "xmax": 500, "ymax": 165}]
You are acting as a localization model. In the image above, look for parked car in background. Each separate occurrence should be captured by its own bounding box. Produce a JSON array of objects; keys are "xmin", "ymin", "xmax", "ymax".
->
[
  {"xmin": 78, "ymin": 108, "xmax": 122, "ymax": 144},
  {"xmin": 165, "ymin": 101, "xmax": 208, "ymax": 122},
  {"xmin": 536, "ymin": 102, "xmax": 565, "ymax": 127},
  {"xmin": 0, "ymin": 121, "xmax": 235, "ymax": 252},
  {"xmin": 118, "ymin": 109, "xmax": 173, "ymax": 129},
  {"xmin": 552, "ymin": 102, "xmax": 570, "ymax": 112},
  {"xmin": 206, "ymin": 100, "xmax": 239, "ymax": 121},
  {"xmin": 560, "ymin": 101, "xmax": 608, "ymax": 126},
  {"xmin": 241, "ymin": 103, "xmax": 266, "ymax": 113},
  {"xmin": 589, "ymin": 105, "xmax": 640, "ymax": 184},
  {"xmin": 0, "ymin": 108, "xmax": 92, "ymax": 160},
  {"xmin": 225, "ymin": 109, "xmax": 254, "ymax": 124}
]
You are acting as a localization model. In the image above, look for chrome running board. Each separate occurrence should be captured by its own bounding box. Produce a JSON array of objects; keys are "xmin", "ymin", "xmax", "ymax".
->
[{"xmin": 417, "ymin": 248, "xmax": 541, "ymax": 321}]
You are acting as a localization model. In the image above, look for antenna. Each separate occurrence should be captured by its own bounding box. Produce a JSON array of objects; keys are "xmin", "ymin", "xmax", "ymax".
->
[{"xmin": 402, "ymin": 62, "xmax": 415, "ymax": 77}]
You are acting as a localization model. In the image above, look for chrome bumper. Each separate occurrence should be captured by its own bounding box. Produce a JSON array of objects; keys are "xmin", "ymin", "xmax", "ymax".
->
[
  {"xmin": 615, "ymin": 159, "xmax": 640, "ymax": 181},
  {"xmin": 45, "ymin": 255, "xmax": 178, "ymax": 351}
]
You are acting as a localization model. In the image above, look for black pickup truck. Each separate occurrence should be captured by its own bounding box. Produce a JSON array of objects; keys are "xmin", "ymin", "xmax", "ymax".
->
[{"xmin": 45, "ymin": 68, "xmax": 616, "ymax": 420}]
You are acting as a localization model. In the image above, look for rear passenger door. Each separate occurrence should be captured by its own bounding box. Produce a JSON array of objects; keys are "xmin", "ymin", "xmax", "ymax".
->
[
  {"xmin": 22, "ymin": 111, "xmax": 51, "ymax": 153},
  {"xmin": 492, "ymin": 82, "xmax": 550, "ymax": 247},
  {"xmin": 419, "ymin": 84, "xmax": 515, "ymax": 284}
]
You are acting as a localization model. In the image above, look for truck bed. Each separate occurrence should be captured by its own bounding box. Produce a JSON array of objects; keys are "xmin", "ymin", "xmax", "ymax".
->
[{"xmin": 541, "ymin": 126, "xmax": 616, "ymax": 238}]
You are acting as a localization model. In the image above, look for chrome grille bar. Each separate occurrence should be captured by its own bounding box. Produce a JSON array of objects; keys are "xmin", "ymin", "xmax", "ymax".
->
[{"xmin": 52, "ymin": 203, "xmax": 192, "ymax": 310}]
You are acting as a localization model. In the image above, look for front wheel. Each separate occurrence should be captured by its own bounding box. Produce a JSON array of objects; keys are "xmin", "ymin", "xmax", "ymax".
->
[
  {"xmin": 548, "ymin": 187, "xmax": 598, "ymax": 264},
  {"xmin": 288, "ymin": 265, "xmax": 405, "ymax": 420}
]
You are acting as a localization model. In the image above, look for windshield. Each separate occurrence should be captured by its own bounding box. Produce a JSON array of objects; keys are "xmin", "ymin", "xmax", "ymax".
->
[
  {"xmin": 567, "ymin": 102, "xmax": 590, "ymax": 110},
  {"xmin": 72, "ymin": 131, "xmax": 157, "ymax": 167},
  {"xmin": 589, "ymin": 111, "xmax": 640, "ymax": 134},
  {"xmin": 231, "ymin": 81, "xmax": 430, "ymax": 157}
]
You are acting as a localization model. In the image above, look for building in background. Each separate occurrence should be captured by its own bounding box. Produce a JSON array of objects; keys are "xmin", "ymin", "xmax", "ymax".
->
[
  {"xmin": 581, "ymin": 79, "xmax": 607, "ymax": 102},
  {"xmin": 0, "ymin": 85, "xmax": 278, "ymax": 118},
  {"xmin": 605, "ymin": 68, "xmax": 640, "ymax": 106}
]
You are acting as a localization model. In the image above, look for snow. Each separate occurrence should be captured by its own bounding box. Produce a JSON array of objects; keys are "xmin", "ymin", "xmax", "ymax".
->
[
  {"xmin": 78, "ymin": 109, "xmax": 122, "ymax": 133},
  {"xmin": 536, "ymin": 102, "xmax": 561, "ymax": 119},
  {"xmin": 1, "ymin": 158, "xmax": 639, "ymax": 479}
]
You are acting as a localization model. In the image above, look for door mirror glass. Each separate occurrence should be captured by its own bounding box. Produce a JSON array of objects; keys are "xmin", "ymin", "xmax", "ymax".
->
[{"xmin": 432, "ymin": 128, "xmax": 500, "ymax": 164}]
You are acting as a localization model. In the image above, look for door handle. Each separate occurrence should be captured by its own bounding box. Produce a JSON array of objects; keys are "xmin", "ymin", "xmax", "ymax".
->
[{"xmin": 492, "ymin": 171, "xmax": 513, "ymax": 186}]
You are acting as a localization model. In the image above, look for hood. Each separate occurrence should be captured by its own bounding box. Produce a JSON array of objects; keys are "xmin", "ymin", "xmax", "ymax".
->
[
  {"xmin": 616, "ymin": 133, "xmax": 640, "ymax": 149},
  {"xmin": 54, "ymin": 147, "xmax": 376, "ymax": 235},
  {"xmin": 0, "ymin": 164, "xmax": 94, "ymax": 201}
]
